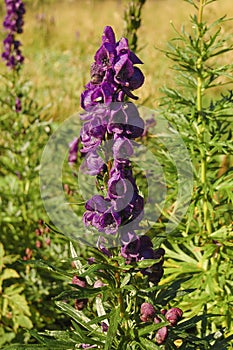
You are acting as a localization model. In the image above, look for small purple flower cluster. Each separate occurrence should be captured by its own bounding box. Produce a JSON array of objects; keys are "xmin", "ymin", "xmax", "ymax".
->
[
  {"xmin": 140, "ymin": 303, "xmax": 183, "ymax": 344},
  {"xmin": 2, "ymin": 0, "xmax": 25, "ymax": 69},
  {"xmin": 81, "ymin": 26, "xmax": 144, "ymax": 111}
]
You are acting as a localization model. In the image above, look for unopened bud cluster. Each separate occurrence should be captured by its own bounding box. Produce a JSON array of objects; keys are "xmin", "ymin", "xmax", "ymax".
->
[{"xmin": 140, "ymin": 302, "xmax": 183, "ymax": 344}]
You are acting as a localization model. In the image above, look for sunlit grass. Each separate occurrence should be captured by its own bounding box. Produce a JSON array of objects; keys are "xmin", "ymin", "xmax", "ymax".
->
[{"xmin": 0, "ymin": 0, "xmax": 232, "ymax": 120}]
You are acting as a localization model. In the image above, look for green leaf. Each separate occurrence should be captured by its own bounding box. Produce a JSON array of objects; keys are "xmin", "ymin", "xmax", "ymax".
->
[
  {"xmin": 55, "ymin": 285, "xmax": 108, "ymax": 300},
  {"xmin": 139, "ymin": 337, "xmax": 160, "ymax": 350},
  {"xmin": 0, "ymin": 268, "xmax": 19, "ymax": 281},
  {"xmin": 104, "ymin": 305, "xmax": 121, "ymax": 350},
  {"xmin": 138, "ymin": 322, "xmax": 169, "ymax": 336}
]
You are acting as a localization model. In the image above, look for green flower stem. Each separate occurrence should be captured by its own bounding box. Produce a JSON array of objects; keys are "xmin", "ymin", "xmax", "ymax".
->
[
  {"xmin": 114, "ymin": 264, "xmax": 125, "ymax": 318},
  {"xmin": 197, "ymin": 0, "xmax": 212, "ymax": 236}
]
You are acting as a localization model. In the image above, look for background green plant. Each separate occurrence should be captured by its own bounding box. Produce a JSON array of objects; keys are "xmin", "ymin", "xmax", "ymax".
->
[{"xmin": 155, "ymin": 0, "xmax": 233, "ymax": 339}]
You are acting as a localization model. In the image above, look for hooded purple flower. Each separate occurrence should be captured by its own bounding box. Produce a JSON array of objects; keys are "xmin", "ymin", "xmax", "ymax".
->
[
  {"xmin": 80, "ymin": 151, "xmax": 106, "ymax": 176},
  {"xmin": 108, "ymin": 102, "xmax": 144, "ymax": 139},
  {"xmin": 83, "ymin": 195, "xmax": 121, "ymax": 235}
]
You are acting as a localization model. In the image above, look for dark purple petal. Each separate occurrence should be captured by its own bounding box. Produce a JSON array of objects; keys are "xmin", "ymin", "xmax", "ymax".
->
[
  {"xmin": 129, "ymin": 51, "xmax": 143, "ymax": 64},
  {"xmin": 85, "ymin": 195, "xmax": 110, "ymax": 213},
  {"xmin": 116, "ymin": 37, "xmax": 129, "ymax": 57},
  {"xmin": 114, "ymin": 54, "xmax": 134, "ymax": 85},
  {"xmin": 112, "ymin": 137, "xmax": 134, "ymax": 159},
  {"xmin": 128, "ymin": 67, "xmax": 145, "ymax": 90},
  {"xmin": 102, "ymin": 26, "xmax": 116, "ymax": 45},
  {"xmin": 80, "ymin": 151, "xmax": 105, "ymax": 175}
]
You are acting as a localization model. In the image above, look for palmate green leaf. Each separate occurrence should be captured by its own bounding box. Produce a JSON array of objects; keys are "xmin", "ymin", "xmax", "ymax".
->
[{"xmin": 104, "ymin": 305, "xmax": 121, "ymax": 350}]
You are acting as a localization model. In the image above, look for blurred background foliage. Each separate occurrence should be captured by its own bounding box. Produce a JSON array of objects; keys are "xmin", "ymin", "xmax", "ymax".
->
[{"xmin": 0, "ymin": 0, "xmax": 233, "ymax": 120}]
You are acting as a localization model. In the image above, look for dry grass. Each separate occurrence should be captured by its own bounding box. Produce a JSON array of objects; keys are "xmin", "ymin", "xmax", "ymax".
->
[{"xmin": 1, "ymin": 0, "xmax": 232, "ymax": 119}]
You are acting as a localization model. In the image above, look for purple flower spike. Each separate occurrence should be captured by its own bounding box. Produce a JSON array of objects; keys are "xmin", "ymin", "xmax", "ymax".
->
[
  {"xmin": 15, "ymin": 97, "xmax": 22, "ymax": 113},
  {"xmin": 2, "ymin": 0, "xmax": 26, "ymax": 69},
  {"xmin": 80, "ymin": 26, "xmax": 144, "ymax": 110}
]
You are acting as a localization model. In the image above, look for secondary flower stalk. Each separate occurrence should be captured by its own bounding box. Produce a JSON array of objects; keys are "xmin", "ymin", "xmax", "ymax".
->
[{"xmin": 2, "ymin": 0, "xmax": 26, "ymax": 70}]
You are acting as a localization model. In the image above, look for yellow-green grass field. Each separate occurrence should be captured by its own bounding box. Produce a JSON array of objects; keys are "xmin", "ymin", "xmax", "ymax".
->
[{"xmin": 0, "ymin": 0, "xmax": 233, "ymax": 120}]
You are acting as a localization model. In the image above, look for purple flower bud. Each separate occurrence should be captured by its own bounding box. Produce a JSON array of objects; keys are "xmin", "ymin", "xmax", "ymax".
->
[
  {"xmin": 154, "ymin": 315, "xmax": 162, "ymax": 324},
  {"xmin": 140, "ymin": 302, "xmax": 156, "ymax": 322},
  {"xmin": 68, "ymin": 137, "xmax": 79, "ymax": 165},
  {"xmin": 155, "ymin": 326, "xmax": 168, "ymax": 344},
  {"xmin": 74, "ymin": 299, "xmax": 88, "ymax": 310},
  {"xmin": 101, "ymin": 321, "xmax": 109, "ymax": 332},
  {"xmin": 93, "ymin": 280, "xmax": 105, "ymax": 288},
  {"xmin": 2, "ymin": 0, "xmax": 26, "ymax": 69},
  {"xmin": 72, "ymin": 276, "xmax": 86, "ymax": 288},
  {"xmin": 165, "ymin": 307, "xmax": 183, "ymax": 326},
  {"xmin": 15, "ymin": 97, "xmax": 22, "ymax": 112}
]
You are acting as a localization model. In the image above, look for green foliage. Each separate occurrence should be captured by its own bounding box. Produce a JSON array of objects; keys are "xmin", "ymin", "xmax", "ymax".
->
[
  {"xmin": 156, "ymin": 0, "xmax": 233, "ymax": 339},
  {"xmin": 0, "ymin": 243, "xmax": 33, "ymax": 347},
  {"xmin": 0, "ymin": 66, "xmax": 71, "ymax": 342},
  {"xmin": 123, "ymin": 0, "xmax": 146, "ymax": 52},
  {"xmin": 6, "ymin": 243, "xmax": 232, "ymax": 349}
]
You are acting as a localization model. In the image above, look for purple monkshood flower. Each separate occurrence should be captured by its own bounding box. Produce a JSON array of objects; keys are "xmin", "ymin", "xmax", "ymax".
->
[
  {"xmin": 121, "ymin": 235, "xmax": 165, "ymax": 283},
  {"xmin": 83, "ymin": 195, "xmax": 121, "ymax": 235},
  {"xmin": 108, "ymin": 102, "xmax": 144, "ymax": 139},
  {"xmin": 80, "ymin": 151, "xmax": 106, "ymax": 176},
  {"xmin": 2, "ymin": 0, "xmax": 26, "ymax": 69},
  {"xmin": 81, "ymin": 26, "xmax": 144, "ymax": 110}
]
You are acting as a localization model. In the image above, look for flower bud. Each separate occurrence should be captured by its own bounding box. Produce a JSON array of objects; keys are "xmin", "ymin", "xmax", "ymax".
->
[
  {"xmin": 140, "ymin": 302, "xmax": 156, "ymax": 322},
  {"xmin": 72, "ymin": 276, "xmax": 86, "ymax": 288},
  {"xmin": 165, "ymin": 307, "xmax": 183, "ymax": 326},
  {"xmin": 155, "ymin": 326, "xmax": 168, "ymax": 344}
]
